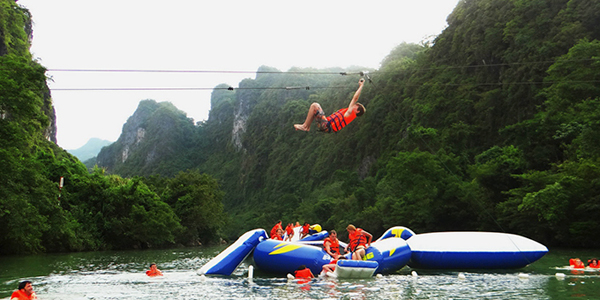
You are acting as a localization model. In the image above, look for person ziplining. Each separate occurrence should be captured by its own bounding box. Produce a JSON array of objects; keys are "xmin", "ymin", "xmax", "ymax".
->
[{"xmin": 294, "ymin": 78, "xmax": 365, "ymax": 133}]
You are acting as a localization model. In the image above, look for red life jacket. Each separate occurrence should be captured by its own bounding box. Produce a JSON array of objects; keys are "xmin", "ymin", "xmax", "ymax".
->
[
  {"xmin": 301, "ymin": 224, "xmax": 310, "ymax": 234},
  {"xmin": 270, "ymin": 223, "xmax": 282, "ymax": 237},
  {"xmin": 324, "ymin": 237, "xmax": 340, "ymax": 255},
  {"xmin": 286, "ymin": 225, "xmax": 294, "ymax": 235},
  {"xmin": 327, "ymin": 108, "xmax": 357, "ymax": 132},
  {"xmin": 570, "ymin": 259, "xmax": 585, "ymax": 269},
  {"xmin": 146, "ymin": 269, "xmax": 163, "ymax": 276},
  {"xmin": 271, "ymin": 233, "xmax": 283, "ymax": 240},
  {"xmin": 11, "ymin": 290, "xmax": 37, "ymax": 300},
  {"xmin": 348, "ymin": 228, "xmax": 368, "ymax": 252},
  {"xmin": 294, "ymin": 268, "xmax": 313, "ymax": 278}
]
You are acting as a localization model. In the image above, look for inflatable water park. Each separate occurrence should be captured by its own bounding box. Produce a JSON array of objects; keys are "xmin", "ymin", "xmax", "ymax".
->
[{"xmin": 198, "ymin": 225, "xmax": 548, "ymax": 279}]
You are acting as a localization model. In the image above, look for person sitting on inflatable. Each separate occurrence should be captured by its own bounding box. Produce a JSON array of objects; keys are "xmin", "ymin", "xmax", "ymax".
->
[
  {"xmin": 294, "ymin": 265, "xmax": 315, "ymax": 279},
  {"xmin": 345, "ymin": 224, "xmax": 373, "ymax": 260},
  {"xmin": 300, "ymin": 222, "xmax": 310, "ymax": 239},
  {"xmin": 569, "ymin": 258, "xmax": 585, "ymax": 269},
  {"xmin": 323, "ymin": 230, "xmax": 341, "ymax": 259},
  {"xmin": 321, "ymin": 257, "xmax": 347, "ymax": 275},
  {"xmin": 271, "ymin": 228, "xmax": 284, "ymax": 240},
  {"xmin": 588, "ymin": 258, "xmax": 599, "ymax": 268},
  {"xmin": 270, "ymin": 220, "xmax": 282, "ymax": 239},
  {"xmin": 146, "ymin": 263, "xmax": 163, "ymax": 276}
]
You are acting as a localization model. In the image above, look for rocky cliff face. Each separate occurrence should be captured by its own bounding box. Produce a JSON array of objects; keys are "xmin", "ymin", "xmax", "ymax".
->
[
  {"xmin": 0, "ymin": 2, "xmax": 57, "ymax": 145},
  {"xmin": 96, "ymin": 100, "xmax": 197, "ymax": 176}
]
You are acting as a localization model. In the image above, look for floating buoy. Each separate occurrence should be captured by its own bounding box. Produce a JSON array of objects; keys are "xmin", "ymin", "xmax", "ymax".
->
[
  {"xmin": 248, "ymin": 265, "xmax": 254, "ymax": 280},
  {"xmin": 458, "ymin": 273, "xmax": 466, "ymax": 280},
  {"xmin": 518, "ymin": 273, "xmax": 529, "ymax": 279},
  {"xmin": 555, "ymin": 273, "xmax": 566, "ymax": 280},
  {"xmin": 411, "ymin": 271, "xmax": 418, "ymax": 277},
  {"xmin": 376, "ymin": 274, "xmax": 383, "ymax": 278},
  {"xmin": 287, "ymin": 273, "xmax": 295, "ymax": 280}
]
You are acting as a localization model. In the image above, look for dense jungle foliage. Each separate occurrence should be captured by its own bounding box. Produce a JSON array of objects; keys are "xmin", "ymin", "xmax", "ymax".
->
[
  {"xmin": 131, "ymin": 0, "xmax": 598, "ymax": 248},
  {"xmin": 3, "ymin": 0, "xmax": 600, "ymax": 254},
  {"xmin": 0, "ymin": 0, "xmax": 226, "ymax": 254},
  {"xmin": 174, "ymin": 0, "xmax": 598, "ymax": 248}
]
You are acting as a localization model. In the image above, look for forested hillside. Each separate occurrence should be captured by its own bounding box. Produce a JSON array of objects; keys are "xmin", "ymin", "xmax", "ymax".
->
[
  {"xmin": 98, "ymin": 0, "xmax": 600, "ymax": 248},
  {"xmin": 0, "ymin": 0, "xmax": 226, "ymax": 254},
  {"xmin": 4, "ymin": 0, "xmax": 600, "ymax": 254}
]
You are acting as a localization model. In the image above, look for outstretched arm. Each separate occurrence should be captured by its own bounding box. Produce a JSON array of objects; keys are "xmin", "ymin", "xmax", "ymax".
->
[{"xmin": 345, "ymin": 79, "xmax": 365, "ymax": 117}]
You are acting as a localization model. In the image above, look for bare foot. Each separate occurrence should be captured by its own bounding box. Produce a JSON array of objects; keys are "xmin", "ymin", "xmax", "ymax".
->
[{"xmin": 294, "ymin": 124, "xmax": 309, "ymax": 131}]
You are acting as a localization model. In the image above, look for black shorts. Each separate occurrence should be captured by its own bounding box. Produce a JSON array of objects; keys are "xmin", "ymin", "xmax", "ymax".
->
[{"xmin": 315, "ymin": 110, "xmax": 332, "ymax": 133}]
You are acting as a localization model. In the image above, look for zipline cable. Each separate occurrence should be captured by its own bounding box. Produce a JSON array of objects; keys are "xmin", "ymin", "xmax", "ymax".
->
[
  {"xmin": 47, "ymin": 79, "xmax": 600, "ymax": 92},
  {"xmin": 39, "ymin": 58, "xmax": 599, "ymax": 75}
]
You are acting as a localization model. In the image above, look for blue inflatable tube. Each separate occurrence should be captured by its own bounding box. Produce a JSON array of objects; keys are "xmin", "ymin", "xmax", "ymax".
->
[
  {"xmin": 254, "ymin": 239, "xmax": 332, "ymax": 275},
  {"xmin": 299, "ymin": 230, "xmax": 330, "ymax": 242},
  {"xmin": 198, "ymin": 229, "xmax": 268, "ymax": 275},
  {"xmin": 407, "ymin": 232, "xmax": 548, "ymax": 269},
  {"xmin": 334, "ymin": 260, "xmax": 379, "ymax": 278},
  {"xmin": 376, "ymin": 226, "xmax": 415, "ymax": 242},
  {"xmin": 253, "ymin": 236, "xmax": 412, "ymax": 276}
]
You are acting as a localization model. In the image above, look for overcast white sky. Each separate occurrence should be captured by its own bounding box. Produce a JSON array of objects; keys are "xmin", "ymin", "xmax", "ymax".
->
[{"xmin": 18, "ymin": 0, "xmax": 461, "ymax": 150}]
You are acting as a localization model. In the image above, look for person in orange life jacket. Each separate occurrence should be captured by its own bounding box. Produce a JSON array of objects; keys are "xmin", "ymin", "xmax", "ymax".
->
[
  {"xmin": 294, "ymin": 265, "xmax": 315, "ymax": 279},
  {"xmin": 294, "ymin": 78, "xmax": 366, "ymax": 133},
  {"xmin": 146, "ymin": 263, "xmax": 163, "ymax": 276},
  {"xmin": 569, "ymin": 258, "xmax": 585, "ymax": 269},
  {"xmin": 11, "ymin": 281, "xmax": 37, "ymax": 300},
  {"xmin": 323, "ymin": 230, "xmax": 341, "ymax": 259},
  {"xmin": 271, "ymin": 228, "xmax": 284, "ymax": 240},
  {"xmin": 270, "ymin": 220, "xmax": 282, "ymax": 238},
  {"xmin": 285, "ymin": 223, "xmax": 294, "ymax": 241},
  {"xmin": 588, "ymin": 258, "xmax": 599, "ymax": 268},
  {"xmin": 300, "ymin": 222, "xmax": 310, "ymax": 239},
  {"xmin": 345, "ymin": 224, "xmax": 373, "ymax": 261}
]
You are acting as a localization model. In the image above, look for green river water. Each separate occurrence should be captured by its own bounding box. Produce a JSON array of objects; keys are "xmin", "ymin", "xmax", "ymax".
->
[{"xmin": 1, "ymin": 246, "xmax": 598, "ymax": 299}]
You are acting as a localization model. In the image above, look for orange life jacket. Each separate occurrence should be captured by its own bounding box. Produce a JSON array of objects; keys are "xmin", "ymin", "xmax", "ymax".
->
[
  {"xmin": 146, "ymin": 269, "xmax": 163, "ymax": 276},
  {"xmin": 294, "ymin": 268, "xmax": 313, "ymax": 279},
  {"xmin": 271, "ymin": 233, "xmax": 283, "ymax": 240},
  {"xmin": 301, "ymin": 224, "xmax": 310, "ymax": 234},
  {"xmin": 286, "ymin": 225, "xmax": 294, "ymax": 235},
  {"xmin": 348, "ymin": 228, "xmax": 368, "ymax": 252},
  {"xmin": 324, "ymin": 237, "xmax": 340, "ymax": 255},
  {"xmin": 10, "ymin": 290, "xmax": 36, "ymax": 300},
  {"xmin": 570, "ymin": 259, "xmax": 585, "ymax": 269},
  {"xmin": 589, "ymin": 261, "xmax": 599, "ymax": 268},
  {"xmin": 326, "ymin": 108, "xmax": 358, "ymax": 132},
  {"xmin": 270, "ymin": 223, "xmax": 282, "ymax": 238}
]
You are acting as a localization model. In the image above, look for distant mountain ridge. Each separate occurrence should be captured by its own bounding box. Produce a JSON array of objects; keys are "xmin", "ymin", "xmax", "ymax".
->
[{"xmin": 67, "ymin": 138, "xmax": 112, "ymax": 162}]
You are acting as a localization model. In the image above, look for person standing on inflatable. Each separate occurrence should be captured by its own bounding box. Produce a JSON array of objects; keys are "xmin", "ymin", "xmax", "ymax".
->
[
  {"xmin": 285, "ymin": 223, "xmax": 294, "ymax": 241},
  {"xmin": 294, "ymin": 79, "xmax": 366, "ymax": 133},
  {"xmin": 345, "ymin": 224, "xmax": 372, "ymax": 261},
  {"xmin": 11, "ymin": 281, "xmax": 37, "ymax": 300}
]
